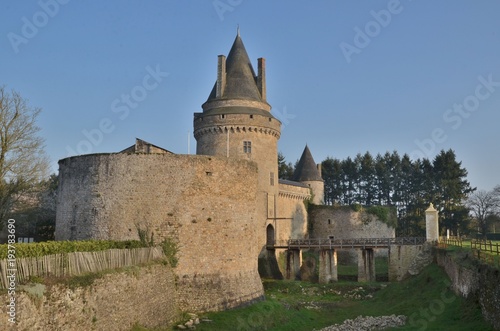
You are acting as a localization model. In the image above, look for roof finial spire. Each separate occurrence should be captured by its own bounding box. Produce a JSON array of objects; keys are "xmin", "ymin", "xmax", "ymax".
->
[{"xmin": 237, "ymin": 24, "xmax": 240, "ymax": 37}]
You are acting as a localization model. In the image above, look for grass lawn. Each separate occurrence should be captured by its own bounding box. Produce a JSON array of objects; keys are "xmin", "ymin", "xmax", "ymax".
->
[
  {"xmin": 444, "ymin": 240, "xmax": 500, "ymax": 268},
  {"xmin": 132, "ymin": 263, "xmax": 492, "ymax": 331}
]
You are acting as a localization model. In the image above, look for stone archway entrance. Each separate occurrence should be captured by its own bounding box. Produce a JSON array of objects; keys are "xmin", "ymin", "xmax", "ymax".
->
[
  {"xmin": 258, "ymin": 224, "xmax": 283, "ymax": 279},
  {"xmin": 266, "ymin": 224, "xmax": 275, "ymax": 247}
]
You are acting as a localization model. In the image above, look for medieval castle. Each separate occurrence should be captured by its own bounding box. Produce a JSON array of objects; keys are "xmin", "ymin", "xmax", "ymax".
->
[{"xmin": 55, "ymin": 32, "xmax": 394, "ymax": 312}]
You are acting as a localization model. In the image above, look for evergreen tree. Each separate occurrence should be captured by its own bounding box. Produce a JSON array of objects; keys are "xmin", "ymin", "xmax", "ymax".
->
[
  {"xmin": 341, "ymin": 157, "xmax": 357, "ymax": 205},
  {"xmin": 278, "ymin": 152, "xmax": 294, "ymax": 180},
  {"xmin": 319, "ymin": 148, "xmax": 474, "ymax": 237},
  {"xmin": 432, "ymin": 149, "xmax": 475, "ymax": 235},
  {"xmin": 358, "ymin": 152, "xmax": 376, "ymax": 205},
  {"xmin": 321, "ymin": 157, "xmax": 343, "ymax": 205}
]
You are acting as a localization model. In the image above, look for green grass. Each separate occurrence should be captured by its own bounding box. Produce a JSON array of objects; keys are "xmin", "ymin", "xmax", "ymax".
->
[
  {"xmin": 337, "ymin": 256, "xmax": 388, "ymax": 281},
  {"xmin": 132, "ymin": 263, "xmax": 492, "ymax": 331},
  {"xmin": 442, "ymin": 240, "xmax": 500, "ymax": 268}
]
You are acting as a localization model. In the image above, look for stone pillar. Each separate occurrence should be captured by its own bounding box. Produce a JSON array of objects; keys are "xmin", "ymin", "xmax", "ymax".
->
[
  {"xmin": 388, "ymin": 244, "xmax": 426, "ymax": 281},
  {"xmin": 358, "ymin": 248, "xmax": 375, "ymax": 282},
  {"xmin": 285, "ymin": 249, "xmax": 301, "ymax": 280},
  {"xmin": 388, "ymin": 245, "xmax": 405, "ymax": 282},
  {"xmin": 425, "ymin": 203, "xmax": 439, "ymax": 242},
  {"xmin": 319, "ymin": 249, "xmax": 338, "ymax": 283}
]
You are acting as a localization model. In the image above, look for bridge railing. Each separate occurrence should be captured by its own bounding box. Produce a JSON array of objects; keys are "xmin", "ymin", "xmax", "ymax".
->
[{"xmin": 269, "ymin": 237, "xmax": 426, "ymax": 249}]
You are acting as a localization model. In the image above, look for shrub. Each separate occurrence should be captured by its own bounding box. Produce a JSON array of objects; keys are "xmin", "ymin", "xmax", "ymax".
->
[{"xmin": 0, "ymin": 240, "xmax": 146, "ymax": 259}]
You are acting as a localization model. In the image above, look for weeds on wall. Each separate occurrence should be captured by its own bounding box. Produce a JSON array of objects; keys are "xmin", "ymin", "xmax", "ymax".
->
[
  {"xmin": 161, "ymin": 238, "xmax": 178, "ymax": 268},
  {"xmin": 135, "ymin": 224, "xmax": 178, "ymax": 267},
  {"xmin": 309, "ymin": 204, "xmax": 397, "ymax": 229},
  {"xmin": 365, "ymin": 205, "xmax": 397, "ymax": 228},
  {"xmin": 136, "ymin": 225, "xmax": 155, "ymax": 247}
]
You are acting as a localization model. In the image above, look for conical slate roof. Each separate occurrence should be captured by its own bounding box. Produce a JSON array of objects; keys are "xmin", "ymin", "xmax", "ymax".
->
[
  {"xmin": 293, "ymin": 145, "xmax": 323, "ymax": 182},
  {"xmin": 206, "ymin": 33, "xmax": 263, "ymax": 102}
]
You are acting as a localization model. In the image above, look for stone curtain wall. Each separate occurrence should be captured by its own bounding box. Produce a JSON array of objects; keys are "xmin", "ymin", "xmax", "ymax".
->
[
  {"xmin": 0, "ymin": 264, "xmax": 178, "ymax": 331},
  {"xmin": 309, "ymin": 206, "xmax": 395, "ymax": 264},
  {"xmin": 274, "ymin": 182, "xmax": 310, "ymax": 241},
  {"xmin": 308, "ymin": 206, "xmax": 396, "ymax": 240},
  {"xmin": 436, "ymin": 250, "xmax": 500, "ymax": 330},
  {"xmin": 56, "ymin": 153, "xmax": 265, "ymax": 312}
]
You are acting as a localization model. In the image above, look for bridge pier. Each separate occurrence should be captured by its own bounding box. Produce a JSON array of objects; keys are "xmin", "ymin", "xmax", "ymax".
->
[
  {"xmin": 319, "ymin": 249, "xmax": 338, "ymax": 283},
  {"xmin": 358, "ymin": 248, "xmax": 376, "ymax": 282},
  {"xmin": 388, "ymin": 244, "xmax": 424, "ymax": 281},
  {"xmin": 285, "ymin": 249, "xmax": 301, "ymax": 280}
]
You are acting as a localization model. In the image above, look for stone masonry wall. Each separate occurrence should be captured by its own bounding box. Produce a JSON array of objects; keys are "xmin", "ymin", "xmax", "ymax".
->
[
  {"xmin": 274, "ymin": 183, "xmax": 310, "ymax": 241},
  {"xmin": 0, "ymin": 264, "xmax": 178, "ymax": 331},
  {"xmin": 194, "ymin": 112, "xmax": 281, "ymax": 269},
  {"xmin": 309, "ymin": 206, "xmax": 395, "ymax": 264},
  {"xmin": 55, "ymin": 153, "xmax": 265, "ymax": 312},
  {"xmin": 388, "ymin": 245, "xmax": 423, "ymax": 281},
  {"xmin": 309, "ymin": 206, "xmax": 395, "ymax": 240},
  {"xmin": 436, "ymin": 249, "xmax": 500, "ymax": 330}
]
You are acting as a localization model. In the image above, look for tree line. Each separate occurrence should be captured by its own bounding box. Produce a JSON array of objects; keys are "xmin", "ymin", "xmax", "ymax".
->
[{"xmin": 280, "ymin": 149, "xmax": 478, "ymax": 237}]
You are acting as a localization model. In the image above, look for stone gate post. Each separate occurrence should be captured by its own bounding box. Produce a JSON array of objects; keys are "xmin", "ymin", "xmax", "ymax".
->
[{"xmin": 425, "ymin": 203, "xmax": 439, "ymax": 242}]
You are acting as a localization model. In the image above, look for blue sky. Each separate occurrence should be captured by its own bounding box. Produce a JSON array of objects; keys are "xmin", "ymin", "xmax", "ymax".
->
[{"xmin": 1, "ymin": 1, "xmax": 499, "ymax": 191}]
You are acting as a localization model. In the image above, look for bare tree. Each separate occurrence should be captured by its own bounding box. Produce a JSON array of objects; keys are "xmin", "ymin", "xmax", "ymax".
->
[
  {"xmin": 0, "ymin": 86, "xmax": 49, "ymax": 225},
  {"xmin": 467, "ymin": 189, "xmax": 500, "ymax": 238}
]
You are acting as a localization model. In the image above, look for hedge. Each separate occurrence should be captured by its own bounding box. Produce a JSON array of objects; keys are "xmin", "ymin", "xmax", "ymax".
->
[{"xmin": 0, "ymin": 240, "xmax": 146, "ymax": 259}]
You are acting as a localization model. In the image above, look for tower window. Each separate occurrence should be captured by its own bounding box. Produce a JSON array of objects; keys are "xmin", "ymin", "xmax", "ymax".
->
[
  {"xmin": 250, "ymin": 115, "xmax": 253, "ymax": 119},
  {"xmin": 243, "ymin": 141, "xmax": 252, "ymax": 154},
  {"xmin": 270, "ymin": 172, "xmax": 275, "ymax": 186},
  {"xmin": 220, "ymin": 114, "xmax": 226, "ymax": 119}
]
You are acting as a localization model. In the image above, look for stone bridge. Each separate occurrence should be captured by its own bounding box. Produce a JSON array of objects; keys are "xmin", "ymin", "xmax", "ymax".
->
[{"xmin": 267, "ymin": 237, "xmax": 428, "ymax": 283}]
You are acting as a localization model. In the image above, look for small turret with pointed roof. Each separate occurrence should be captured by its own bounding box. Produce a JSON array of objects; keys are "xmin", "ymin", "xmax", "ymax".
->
[
  {"xmin": 293, "ymin": 145, "xmax": 323, "ymax": 182},
  {"xmin": 293, "ymin": 145, "xmax": 324, "ymax": 204}
]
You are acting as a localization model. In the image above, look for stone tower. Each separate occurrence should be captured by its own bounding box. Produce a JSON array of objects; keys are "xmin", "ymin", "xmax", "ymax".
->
[
  {"xmin": 194, "ymin": 32, "xmax": 281, "ymax": 221},
  {"xmin": 293, "ymin": 145, "xmax": 324, "ymax": 204}
]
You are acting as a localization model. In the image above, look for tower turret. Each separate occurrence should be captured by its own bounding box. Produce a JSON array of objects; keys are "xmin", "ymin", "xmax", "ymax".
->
[
  {"xmin": 194, "ymin": 32, "xmax": 281, "ymax": 216},
  {"xmin": 293, "ymin": 145, "xmax": 324, "ymax": 204}
]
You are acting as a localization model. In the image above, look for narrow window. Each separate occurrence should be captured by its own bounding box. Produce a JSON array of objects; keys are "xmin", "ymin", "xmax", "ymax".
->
[
  {"xmin": 220, "ymin": 114, "xmax": 226, "ymax": 119},
  {"xmin": 243, "ymin": 141, "xmax": 252, "ymax": 154},
  {"xmin": 250, "ymin": 114, "xmax": 254, "ymax": 119},
  {"xmin": 270, "ymin": 172, "xmax": 275, "ymax": 186},
  {"xmin": 328, "ymin": 219, "xmax": 331, "ymax": 225}
]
